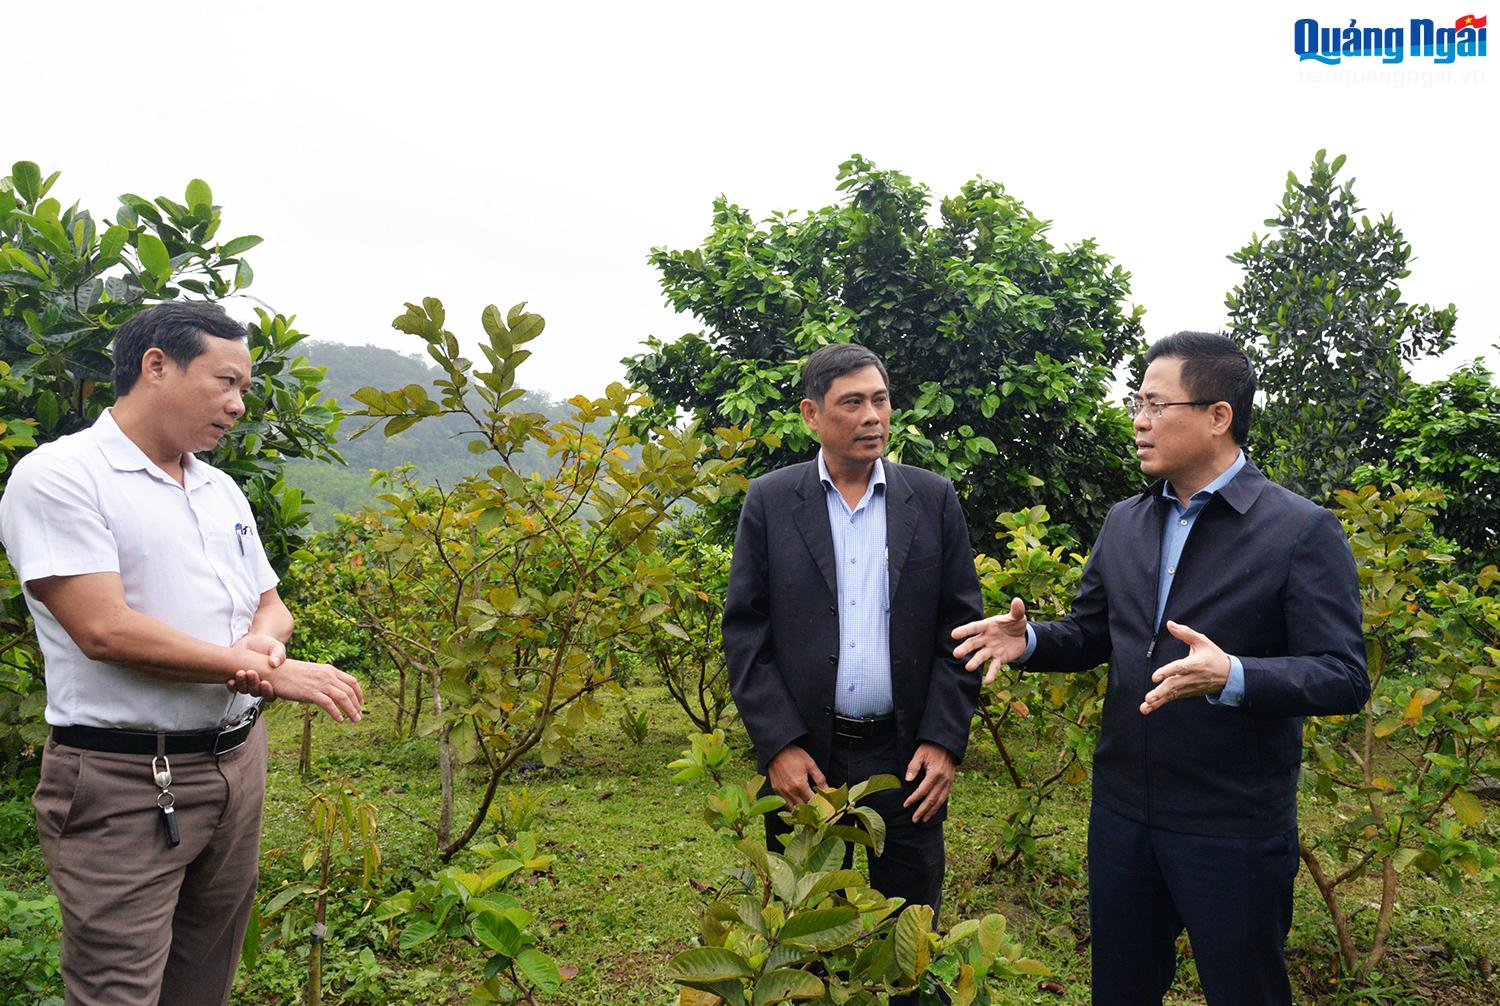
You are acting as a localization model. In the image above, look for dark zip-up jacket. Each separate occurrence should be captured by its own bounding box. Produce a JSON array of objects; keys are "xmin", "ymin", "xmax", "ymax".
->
[{"xmin": 1029, "ymin": 461, "xmax": 1368, "ymax": 837}]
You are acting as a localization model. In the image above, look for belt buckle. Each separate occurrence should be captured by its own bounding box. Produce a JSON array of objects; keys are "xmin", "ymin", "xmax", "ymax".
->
[
  {"xmin": 212, "ymin": 704, "xmax": 259, "ymax": 755},
  {"xmin": 833, "ymin": 715, "xmax": 871, "ymax": 741}
]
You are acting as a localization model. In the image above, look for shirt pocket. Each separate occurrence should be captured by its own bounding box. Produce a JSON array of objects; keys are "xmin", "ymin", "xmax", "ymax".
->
[{"xmin": 203, "ymin": 528, "xmax": 261, "ymax": 612}]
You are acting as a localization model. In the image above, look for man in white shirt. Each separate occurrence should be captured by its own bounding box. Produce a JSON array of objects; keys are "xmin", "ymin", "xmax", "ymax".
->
[{"xmin": 0, "ymin": 301, "xmax": 364, "ymax": 1006}]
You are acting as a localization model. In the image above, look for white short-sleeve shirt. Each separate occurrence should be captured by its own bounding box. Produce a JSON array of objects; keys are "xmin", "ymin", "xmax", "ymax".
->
[{"xmin": 0, "ymin": 409, "xmax": 279, "ymax": 730}]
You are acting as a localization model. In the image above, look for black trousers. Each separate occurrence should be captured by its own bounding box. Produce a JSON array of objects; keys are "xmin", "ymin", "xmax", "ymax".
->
[
  {"xmin": 764, "ymin": 731, "xmax": 946, "ymax": 913},
  {"xmin": 1088, "ymin": 802, "xmax": 1299, "ymax": 1006}
]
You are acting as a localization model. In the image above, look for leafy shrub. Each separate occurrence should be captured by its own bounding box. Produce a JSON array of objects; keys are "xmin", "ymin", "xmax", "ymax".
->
[
  {"xmin": 375, "ymin": 832, "xmax": 566, "ymax": 1003},
  {"xmin": 641, "ymin": 516, "xmax": 736, "ymax": 733},
  {"xmin": 969, "ymin": 507, "xmax": 1102, "ymax": 868},
  {"xmin": 346, "ymin": 297, "xmax": 768, "ymax": 859},
  {"xmin": 666, "ymin": 732, "xmax": 1048, "ymax": 1004},
  {"xmin": 0, "ymin": 886, "xmax": 62, "ymax": 1005},
  {"xmin": 1299, "ymin": 486, "xmax": 1500, "ymax": 980}
]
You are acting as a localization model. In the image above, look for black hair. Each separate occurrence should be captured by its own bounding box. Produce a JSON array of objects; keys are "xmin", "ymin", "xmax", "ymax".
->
[
  {"xmin": 1143, "ymin": 331, "xmax": 1256, "ymax": 444},
  {"xmin": 112, "ymin": 301, "xmax": 248, "ymax": 396},
  {"xmin": 801, "ymin": 343, "xmax": 889, "ymax": 405}
]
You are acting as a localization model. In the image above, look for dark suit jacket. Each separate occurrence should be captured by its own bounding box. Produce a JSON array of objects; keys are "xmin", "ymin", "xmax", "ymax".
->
[
  {"xmin": 722, "ymin": 459, "xmax": 984, "ymax": 789},
  {"xmin": 1028, "ymin": 461, "xmax": 1369, "ymax": 837}
]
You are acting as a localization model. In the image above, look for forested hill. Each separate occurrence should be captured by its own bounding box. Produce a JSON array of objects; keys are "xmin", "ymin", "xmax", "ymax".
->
[{"xmin": 283, "ymin": 340, "xmax": 567, "ymax": 526}]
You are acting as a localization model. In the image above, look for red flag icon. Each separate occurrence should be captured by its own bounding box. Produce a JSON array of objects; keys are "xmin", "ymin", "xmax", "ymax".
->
[{"xmin": 1454, "ymin": 14, "xmax": 1487, "ymax": 29}]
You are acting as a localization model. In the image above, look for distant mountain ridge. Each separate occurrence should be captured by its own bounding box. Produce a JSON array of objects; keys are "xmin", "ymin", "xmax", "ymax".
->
[{"xmin": 284, "ymin": 340, "xmax": 567, "ymax": 525}]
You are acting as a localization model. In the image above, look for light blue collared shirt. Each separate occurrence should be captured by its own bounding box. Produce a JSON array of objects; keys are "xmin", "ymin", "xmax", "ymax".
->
[
  {"xmin": 1022, "ymin": 451, "xmax": 1247, "ymax": 705},
  {"xmin": 819, "ymin": 451, "xmax": 893, "ymax": 717}
]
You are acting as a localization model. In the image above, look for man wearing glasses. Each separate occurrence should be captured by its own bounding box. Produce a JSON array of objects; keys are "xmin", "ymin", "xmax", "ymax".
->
[{"xmin": 951, "ymin": 331, "xmax": 1368, "ymax": 1005}]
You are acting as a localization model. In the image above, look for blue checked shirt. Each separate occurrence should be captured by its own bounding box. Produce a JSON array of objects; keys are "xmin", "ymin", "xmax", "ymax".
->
[
  {"xmin": 818, "ymin": 451, "xmax": 894, "ymax": 717},
  {"xmin": 1023, "ymin": 451, "xmax": 1248, "ymax": 705}
]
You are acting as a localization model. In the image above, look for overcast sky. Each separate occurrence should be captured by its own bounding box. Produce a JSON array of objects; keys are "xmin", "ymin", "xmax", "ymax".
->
[{"xmin": 11, "ymin": 1, "xmax": 1496, "ymax": 398}]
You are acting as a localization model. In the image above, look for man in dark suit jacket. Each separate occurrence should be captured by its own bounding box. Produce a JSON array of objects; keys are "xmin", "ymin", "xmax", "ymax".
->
[
  {"xmin": 953, "ymin": 332, "xmax": 1368, "ymax": 1005},
  {"xmin": 723, "ymin": 343, "xmax": 983, "ymax": 916}
]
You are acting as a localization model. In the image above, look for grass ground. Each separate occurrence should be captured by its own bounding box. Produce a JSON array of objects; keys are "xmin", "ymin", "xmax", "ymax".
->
[{"xmin": 2, "ymin": 684, "xmax": 1496, "ymax": 1004}]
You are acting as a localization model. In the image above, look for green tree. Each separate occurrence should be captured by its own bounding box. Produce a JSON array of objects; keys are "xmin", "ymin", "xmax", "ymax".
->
[
  {"xmin": 625, "ymin": 155, "xmax": 1145, "ymax": 547},
  {"xmin": 349, "ymin": 297, "xmax": 769, "ymax": 859},
  {"xmin": 1299, "ymin": 486, "xmax": 1500, "ymax": 981},
  {"xmin": 1356, "ymin": 360, "xmax": 1500, "ymax": 569},
  {"xmin": 1225, "ymin": 150, "xmax": 1457, "ymax": 501}
]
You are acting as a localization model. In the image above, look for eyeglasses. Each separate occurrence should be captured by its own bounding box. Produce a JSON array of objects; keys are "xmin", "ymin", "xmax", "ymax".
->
[{"xmin": 1123, "ymin": 396, "xmax": 1215, "ymax": 419}]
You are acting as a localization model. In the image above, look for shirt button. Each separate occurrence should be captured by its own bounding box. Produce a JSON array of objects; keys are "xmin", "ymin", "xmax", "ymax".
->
[
  {"xmin": 1179, "ymin": 519, "xmax": 1188, "ymax": 526},
  {"xmin": 849, "ymin": 642, "xmax": 856, "ymax": 648},
  {"xmin": 1168, "ymin": 566, "xmax": 1176, "ymax": 574}
]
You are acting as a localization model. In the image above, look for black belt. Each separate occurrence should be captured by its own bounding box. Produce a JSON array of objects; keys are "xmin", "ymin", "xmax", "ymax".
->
[
  {"xmin": 51, "ymin": 704, "xmax": 262, "ymax": 756},
  {"xmin": 831, "ymin": 713, "xmax": 896, "ymax": 743}
]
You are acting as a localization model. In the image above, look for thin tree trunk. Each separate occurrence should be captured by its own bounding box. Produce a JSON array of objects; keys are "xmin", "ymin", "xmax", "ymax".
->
[
  {"xmin": 306, "ymin": 840, "xmax": 331, "ymax": 1006},
  {"xmin": 408, "ymin": 668, "xmax": 423, "ymax": 739},
  {"xmin": 299, "ymin": 709, "xmax": 314, "ymax": 780},
  {"xmin": 392, "ymin": 666, "xmax": 407, "ymax": 737},
  {"xmin": 1363, "ymin": 857, "xmax": 1399, "ymax": 979},
  {"xmin": 433, "ymin": 668, "xmax": 453, "ymax": 851},
  {"xmin": 1300, "ymin": 841, "xmax": 1358, "ymax": 975}
]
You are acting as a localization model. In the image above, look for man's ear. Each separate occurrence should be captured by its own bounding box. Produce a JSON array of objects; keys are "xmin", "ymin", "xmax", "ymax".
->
[
  {"xmin": 137, "ymin": 347, "xmax": 170, "ymax": 388},
  {"xmin": 1210, "ymin": 401, "xmax": 1234, "ymax": 438},
  {"xmin": 800, "ymin": 397, "xmax": 819, "ymax": 433}
]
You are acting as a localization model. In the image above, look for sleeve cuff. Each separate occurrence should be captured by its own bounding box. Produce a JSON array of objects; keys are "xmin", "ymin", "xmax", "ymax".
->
[
  {"xmin": 1207, "ymin": 655, "xmax": 1246, "ymax": 706},
  {"xmin": 1019, "ymin": 624, "xmax": 1038, "ymax": 664}
]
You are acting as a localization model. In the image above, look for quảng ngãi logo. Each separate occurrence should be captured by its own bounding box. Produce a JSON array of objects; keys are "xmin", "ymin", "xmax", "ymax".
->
[{"xmin": 1294, "ymin": 14, "xmax": 1487, "ymax": 64}]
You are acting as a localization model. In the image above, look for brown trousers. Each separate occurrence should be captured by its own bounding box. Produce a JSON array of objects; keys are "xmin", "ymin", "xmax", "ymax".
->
[{"xmin": 33, "ymin": 718, "xmax": 267, "ymax": 1006}]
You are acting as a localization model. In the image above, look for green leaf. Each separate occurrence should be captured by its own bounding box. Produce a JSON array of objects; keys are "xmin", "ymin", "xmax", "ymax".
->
[
  {"xmin": 514, "ymin": 947, "xmax": 562, "ymax": 992},
  {"xmin": 137, "ymin": 232, "xmax": 170, "ymax": 279},
  {"xmin": 893, "ymin": 903, "xmax": 933, "ymax": 979},
  {"xmin": 778, "ymin": 907, "xmax": 861, "ymax": 949},
  {"xmin": 510, "ymin": 313, "xmax": 545, "ymax": 345},
  {"xmin": 235, "ymin": 259, "xmax": 254, "ymax": 290},
  {"xmin": 750, "ymin": 968, "xmax": 823, "ymax": 1004},
  {"xmin": 848, "ymin": 774, "xmax": 900, "ymax": 803},
  {"xmin": 240, "ymin": 904, "xmax": 261, "ymax": 969},
  {"xmin": 665, "ymin": 947, "xmax": 755, "ymax": 982},
  {"xmin": 398, "ymin": 919, "xmax": 439, "ymax": 949},
  {"xmin": 185, "ymin": 178, "xmax": 213, "ymax": 209},
  {"xmin": 1451, "ymin": 789, "xmax": 1485, "ymax": 827},
  {"xmin": 262, "ymin": 882, "xmax": 316, "ymax": 918},
  {"xmin": 220, "ymin": 234, "xmax": 263, "ymax": 258},
  {"xmin": 977, "ymin": 913, "xmax": 1006, "ymax": 956},
  {"xmin": 800, "ymin": 869, "xmax": 865, "ymax": 904},
  {"xmin": 1391, "ymin": 847, "xmax": 1423, "ymax": 873},
  {"xmin": 471, "ymin": 917, "xmax": 525, "ymax": 953},
  {"xmin": 481, "ymin": 304, "xmax": 510, "ymax": 345},
  {"xmin": 11, "ymin": 160, "xmax": 42, "ymax": 202},
  {"xmin": 99, "ymin": 224, "xmax": 128, "ymax": 262}
]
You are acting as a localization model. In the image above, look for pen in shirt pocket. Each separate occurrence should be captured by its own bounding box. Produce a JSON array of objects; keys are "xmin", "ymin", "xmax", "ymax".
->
[{"xmin": 233, "ymin": 522, "xmax": 250, "ymax": 555}]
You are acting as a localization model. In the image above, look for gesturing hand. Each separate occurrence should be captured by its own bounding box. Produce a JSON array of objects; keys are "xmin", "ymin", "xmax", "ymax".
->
[
  {"xmin": 951, "ymin": 597, "xmax": 1030, "ymax": 684},
  {"xmin": 265, "ymin": 659, "xmax": 365, "ymax": 722},
  {"xmin": 767, "ymin": 744, "xmax": 827, "ymax": 808},
  {"xmin": 903, "ymin": 742, "xmax": 956, "ymax": 824},
  {"xmin": 1140, "ymin": 620, "xmax": 1230, "ymax": 715}
]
